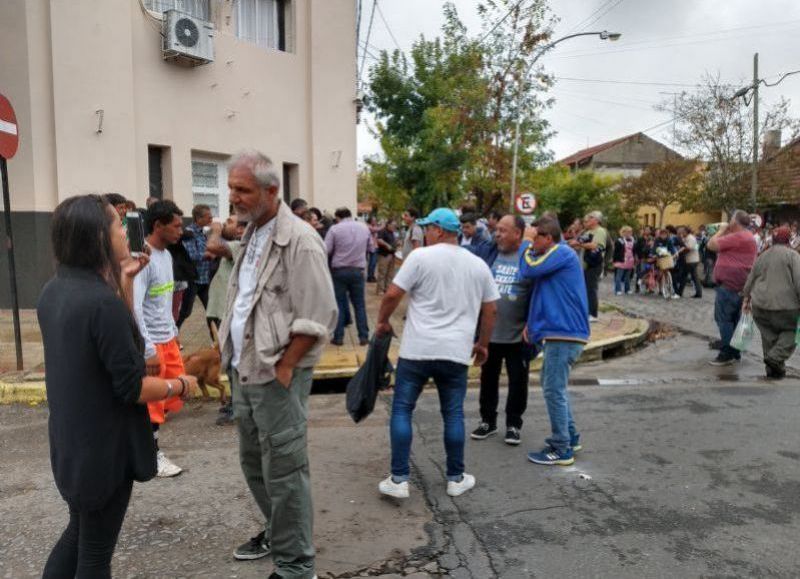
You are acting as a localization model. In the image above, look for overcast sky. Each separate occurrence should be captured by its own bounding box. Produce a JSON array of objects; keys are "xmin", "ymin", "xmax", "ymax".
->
[{"xmin": 357, "ymin": 0, "xmax": 800, "ymax": 163}]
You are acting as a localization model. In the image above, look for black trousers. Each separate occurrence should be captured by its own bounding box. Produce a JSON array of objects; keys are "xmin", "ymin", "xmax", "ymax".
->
[
  {"xmin": 675, "ymin": 262, "xmax": 702, "ymax": 297},
  {"xmin": 584, "ymin": 264, "xmax": 603, "ymax": 318},
  {"xmin": 479, "ymin": 342, "xmax": 530, "ymax": 429},
  {"xmin": 43, "ymin": 479, "xmax": 133, "ymax": 579},
  {"xmin": 177, "ymin": 282, "xmax": 210, "ymax": 328}
]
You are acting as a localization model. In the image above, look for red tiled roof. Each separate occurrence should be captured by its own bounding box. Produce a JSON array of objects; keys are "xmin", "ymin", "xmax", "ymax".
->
[{"xmin": 558, "ymin": 132, "xmax": 642, "ymax": 166}]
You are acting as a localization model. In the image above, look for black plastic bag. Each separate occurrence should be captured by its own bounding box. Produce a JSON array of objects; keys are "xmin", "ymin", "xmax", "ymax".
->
[{"xmin": 346, "ymin": 333, "xmax": 394, "ymax": 423}]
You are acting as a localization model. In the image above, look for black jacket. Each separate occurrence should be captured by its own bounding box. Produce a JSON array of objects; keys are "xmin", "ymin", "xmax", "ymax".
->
[
  {"xmin": 37, "ymin": 266, "xmax": 156, "ymax": 509},
  {"xmin": 168, "ymin": 235, "xmax": 198, "ymax": 284}
]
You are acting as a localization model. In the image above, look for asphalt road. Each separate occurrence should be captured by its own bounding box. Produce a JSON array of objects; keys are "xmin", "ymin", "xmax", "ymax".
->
[
  {"xmin": 1, "ymin": 331, "xmax": 799, "ymax": 578},
  {"xmin": 408, "ymin": 333, "xmax": 800, "ymax": 578}
]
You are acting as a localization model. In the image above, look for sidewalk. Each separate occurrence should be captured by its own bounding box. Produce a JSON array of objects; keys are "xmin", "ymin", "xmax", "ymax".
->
[
  {"xmin": 0, "ymin": 283, "xmax": 649, "ymax": 402},
  {"xmin": 599, "ymin": 278, "xmax": 800, "ymax": 374}
]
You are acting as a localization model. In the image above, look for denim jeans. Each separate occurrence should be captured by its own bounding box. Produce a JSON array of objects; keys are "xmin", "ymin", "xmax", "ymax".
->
[
  {"xmin": 714, "ymin": 286, "xmax": 743, "ymax": 359},
  {"xmin": 367, "ymin": 251, "xmax": 378, "ymax": 280},
  {"xmin": 390, "ymin": 358, "xmax": 468, "ymax": 482},
  {"xmin": 332, "ymin": 268, "xmax": 369, "ymax": 342},
  {"xmin": 540, "ymin": 341, "xmax": 584, "ymax": 454},
  {"xmin": 613, "ymin": 268, "xmax": 632, "ymax": 293}
]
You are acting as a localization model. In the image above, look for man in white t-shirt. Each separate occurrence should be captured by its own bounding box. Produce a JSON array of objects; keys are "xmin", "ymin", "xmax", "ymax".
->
[{"xmin": 375, "ymin": 208, "xmax": 499, "ymax": 499}]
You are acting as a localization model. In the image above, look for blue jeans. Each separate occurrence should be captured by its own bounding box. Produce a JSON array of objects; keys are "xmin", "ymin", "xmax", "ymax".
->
[
  {"xmin": 540, "ymin": 341, "xmax": 584, "ymax": 454},
  {"xmin": 715, "ymin": 286, "xmax": 743, "ymax": 359},
  {"xmin": 332, "ymin": 268, "xmax": 369, "ymax": 342},
  {"xmin": 614, "ymin": 268, "xmax": 632, "ymax": 293},
  {"xmin": 390, "ymin": 359, "xmax": 468, "ymax": 482},
  {"xmin": 367, "ymin": 251, "xmax": 378, "ymax": 280}
]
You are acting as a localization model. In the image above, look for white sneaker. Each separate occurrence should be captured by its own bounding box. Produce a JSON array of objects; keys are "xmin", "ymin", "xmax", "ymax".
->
[
  {"xmin": 447, "ymin": 473, "xmax": 476, "ymax": 497},
  {"xmin": 379, "ymin": 476, "xmax": 409, "ymax": 498},
  {"xmin": 156, "ymin": 451, "xmax": 183, "ymax": 478},
  {"xmin": 672, "ymin": 294, "xmax": 681, "ymax": 300},
  {"xmin": 615, "ymin": 291, "xmax": 622, "ymax": 296},
  {"xmin": 589, "ymin": 316, "xmax": 599, "ymax": 323}
]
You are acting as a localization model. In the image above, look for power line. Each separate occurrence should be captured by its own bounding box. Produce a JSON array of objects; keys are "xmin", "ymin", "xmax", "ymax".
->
[
  {"xmin": 479, "ymin": 0, "xmax": 530, "ymax": 43},
  {"xmin": 555, "ymin": 76, "xmax": 708, "ymax": 87},
  {"xmin": 576, "ymin": 0, "xmax": 625, "ymax": 33},
  {"xmin": 356, "ymin": 0, "xmax": 362, "ymax": 58},
  {"xmin": 551, "ymin": 86, "xmax": 662, "ymax": 106},
  {"xmin": 565, "ymin": 0, "xmax": 617, "ymax": 34},
  {"xmin": 358, "ymin": 0, "xmax": 377, "ymax": 88},
  {"xmin": 375, "ymin": 0, "xmax": 402, "ymax": 52},
  {"xmin": 358, "ymin": 40, "xmax": 381, "ymax": 62},
  {"xmin": 554, "ymin": 91, "xmax": 656, "ymax": 112}
]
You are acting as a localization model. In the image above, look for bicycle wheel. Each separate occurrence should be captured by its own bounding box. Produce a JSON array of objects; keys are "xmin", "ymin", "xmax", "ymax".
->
[{"xmin": 661, "ymin": 271, "xmax": 674, "ymax": 299}]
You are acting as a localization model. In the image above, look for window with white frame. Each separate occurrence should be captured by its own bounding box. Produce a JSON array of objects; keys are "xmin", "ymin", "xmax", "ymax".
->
[
  {"xmin": 237, "ymin": 0, "xmax": 289, "ymax": 52},
  {"xmin": 144, "ymin": 0, "xmax": 210, "ymax": 20},
  {"xmin": 191, "ymin": 156, "xmax": 229, "ymax": 219}
]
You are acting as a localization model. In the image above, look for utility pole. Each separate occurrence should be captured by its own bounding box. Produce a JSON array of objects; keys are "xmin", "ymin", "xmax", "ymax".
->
[{"xmin": 750, "ymin": 52, "xmax": 759, "ymax": 213}]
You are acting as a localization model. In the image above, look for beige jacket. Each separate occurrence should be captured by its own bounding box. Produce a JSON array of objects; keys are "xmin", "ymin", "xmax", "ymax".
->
[{"xmin": 219, "ymin": 201, "xmax": 338, "ymax": 385}]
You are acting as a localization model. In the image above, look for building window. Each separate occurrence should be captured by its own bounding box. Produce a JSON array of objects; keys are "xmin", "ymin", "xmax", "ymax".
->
[
  {"xmin": 191, "ymin": 156, "xmax": 229, "ymax": 218},
  {"xmin": 282, "ymin": 162, "xmax": 298, "ymax": 204},
  {"xmin": 144, "ymin": 0, "xmax": 210, "ymax": 20},
  {"xmin": 148, "ymin": 146, "xmax": 165, "ymax": 200},
  {"xmin": 237, "ymin": 0, "xmax": 289, "ymax": 52}
]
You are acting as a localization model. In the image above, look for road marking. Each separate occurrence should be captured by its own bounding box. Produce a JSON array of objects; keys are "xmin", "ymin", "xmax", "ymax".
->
[{"xmin": 0, "ymin": 119, "xmax": 17, "ymax": 135}]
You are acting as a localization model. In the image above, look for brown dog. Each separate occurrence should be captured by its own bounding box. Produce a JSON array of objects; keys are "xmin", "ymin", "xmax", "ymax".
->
[{"xmin": 182, "ymin": 322, "xmax": 227, "ymax": 404}]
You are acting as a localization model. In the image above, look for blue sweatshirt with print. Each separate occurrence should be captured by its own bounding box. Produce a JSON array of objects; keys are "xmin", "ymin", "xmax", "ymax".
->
[{"xmin": 518, "ymin": 241, "xmax": 590, "ymax": 344}]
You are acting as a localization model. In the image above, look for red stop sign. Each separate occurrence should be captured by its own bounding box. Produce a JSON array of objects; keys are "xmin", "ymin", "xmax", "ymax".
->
[{"xmin": 0, "ymin": 94, "xmax": 19, "ymax": 160}]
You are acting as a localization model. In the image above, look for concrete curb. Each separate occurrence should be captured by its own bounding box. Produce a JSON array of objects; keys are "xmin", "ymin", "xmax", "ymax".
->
[{"xmin": 0, "ymin": 318, "xmax": 652, "ymax": 405}]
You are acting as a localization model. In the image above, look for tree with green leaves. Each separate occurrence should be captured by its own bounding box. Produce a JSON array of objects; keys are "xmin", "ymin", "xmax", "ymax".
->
[
  {"xmin": 528, "ymin": 165, "xmax": 637, "ymax": 235},
  {"xmin": 617, "ymin": 158, "xmax": 705, "ymax": 228},
  {"xmin": 365, "ymin": 1, "xmax": 553, "ymax": 214}
]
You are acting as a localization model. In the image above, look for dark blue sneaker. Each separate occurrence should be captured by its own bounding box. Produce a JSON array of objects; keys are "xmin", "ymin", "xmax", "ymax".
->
[
  {"xmin": 527, "ymin": 446, "xmax": 574, "ymax": 466},
  {"xmin": 571, "ymin": 434, "xmax": 582, "ymax": 453}
]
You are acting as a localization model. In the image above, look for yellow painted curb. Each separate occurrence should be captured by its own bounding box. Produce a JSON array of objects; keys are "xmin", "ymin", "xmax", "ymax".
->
[{"xmin": 0, "ymin": 320, "xmax": 651, "ymax": 405}]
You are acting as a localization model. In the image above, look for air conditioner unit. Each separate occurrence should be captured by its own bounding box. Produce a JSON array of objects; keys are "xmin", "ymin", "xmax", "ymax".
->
[{"xmin": 162, "ymin": 10, "xmax": 214, "ymax": 66}]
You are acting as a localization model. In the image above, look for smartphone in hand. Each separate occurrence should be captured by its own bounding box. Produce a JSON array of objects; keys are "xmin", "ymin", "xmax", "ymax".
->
[{"xmin": 126, "ymin": 211, "xmax": 146, "ymax": 256}]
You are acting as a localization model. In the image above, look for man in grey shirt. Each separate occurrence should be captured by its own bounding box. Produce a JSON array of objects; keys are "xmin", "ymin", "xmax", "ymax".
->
[
  {"xmin": 401, "ymin": 207, "xmax": 424, "ymax": 259},
  {"xmin": 469, "ymin": 215, "xmax": 533, "ymax": 446}
]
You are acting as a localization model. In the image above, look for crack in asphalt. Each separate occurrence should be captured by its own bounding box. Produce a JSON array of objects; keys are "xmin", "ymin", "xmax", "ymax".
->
[
  {"xmin": 411, "ymin": 406, "xmax": 500, "ymax": 579},
  {"xmin": 502, "ymin": 504, "xmax": 568, "ymax": 518}
]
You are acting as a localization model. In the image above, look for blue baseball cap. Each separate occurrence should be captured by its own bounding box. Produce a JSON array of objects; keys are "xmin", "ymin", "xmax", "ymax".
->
[{"xmin": 416, "ymin": 208, "xmax": 461, "ymax": 233}]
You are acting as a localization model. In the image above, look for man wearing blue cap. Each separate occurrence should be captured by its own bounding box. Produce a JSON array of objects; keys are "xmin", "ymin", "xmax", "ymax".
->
[{"xmin": 375, "ymin": 208, "xmax": 499, "ymax": 499}]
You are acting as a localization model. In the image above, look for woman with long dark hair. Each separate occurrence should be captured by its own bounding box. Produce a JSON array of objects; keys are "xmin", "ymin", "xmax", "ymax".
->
[{"xmin": 37, "ymin": 195, "xmax": 197, "ymax": 578}]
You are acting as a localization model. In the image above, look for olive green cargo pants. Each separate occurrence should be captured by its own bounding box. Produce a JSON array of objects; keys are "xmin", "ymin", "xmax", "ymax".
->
[{"xmin": 232, "ymin": 368, "xmax": 315, "ymax": 579}]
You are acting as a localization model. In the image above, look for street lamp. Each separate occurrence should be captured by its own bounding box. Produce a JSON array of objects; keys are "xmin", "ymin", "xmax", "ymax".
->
[{"xmin": 509, "ymin": 30, "xmax": 622, "ymax": 213}]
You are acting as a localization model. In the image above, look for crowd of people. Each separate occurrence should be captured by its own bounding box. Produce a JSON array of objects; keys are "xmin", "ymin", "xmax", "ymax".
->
[{"xmin": 34, "ymin": 147, "xmax": 800, "ymax": 577}]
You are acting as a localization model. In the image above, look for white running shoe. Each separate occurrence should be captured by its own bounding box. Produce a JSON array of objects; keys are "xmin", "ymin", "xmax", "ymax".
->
[
  {"xmin": 156, "ymin": 451, "xmax": 183, "ymax": 478},
  {"xmin": 447, "ymin": 473, "xmax": 476, "ymax": 497},
  {"xmin": 589, "ymin": 316, "xmax": 599, "ymax": 323},
  {"xmin": 379, "ymin": 476, "xmax": 409, "ymax": 499}
]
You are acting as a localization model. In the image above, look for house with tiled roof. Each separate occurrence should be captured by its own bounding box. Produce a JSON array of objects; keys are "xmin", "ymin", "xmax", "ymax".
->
[
  {"xmin": 559, "ymin": 132, "xmax": 718, "ymax": 229},
  {"xmin": 559, "ymin": 132, "xmax": 682, "ymax": 177},
  {"xmin": 755, "ymin": 132, "xmax": 800, "ymax": 223}
]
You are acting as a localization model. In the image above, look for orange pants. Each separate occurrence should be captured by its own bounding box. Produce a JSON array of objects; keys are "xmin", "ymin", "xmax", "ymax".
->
[{"xmin": 147, "ymin": 338, "xmax": 185, "ymax": 425}]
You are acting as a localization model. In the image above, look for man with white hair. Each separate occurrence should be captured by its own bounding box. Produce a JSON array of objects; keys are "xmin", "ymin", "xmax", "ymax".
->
[
  {"xmin": 569, "ymin": 211, "xmax": 608, "ymax": 322},
  {"xmin": 218, "ymin": 150, "xmax": 337, "ymax": 579}
]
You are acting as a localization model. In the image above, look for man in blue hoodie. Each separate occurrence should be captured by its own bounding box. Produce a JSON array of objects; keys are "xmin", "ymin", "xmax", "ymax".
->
[{"xmin": 519, "ymin": 216, "xmax": 590, "ymax": 466}]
